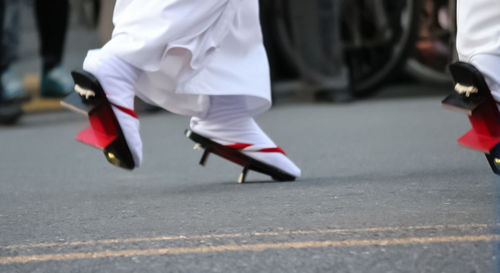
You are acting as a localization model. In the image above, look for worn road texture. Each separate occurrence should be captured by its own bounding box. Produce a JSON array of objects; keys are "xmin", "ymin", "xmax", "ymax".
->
[{"xmin": 0, "ymin": 85, "xmax": 499, "ymax": 272}]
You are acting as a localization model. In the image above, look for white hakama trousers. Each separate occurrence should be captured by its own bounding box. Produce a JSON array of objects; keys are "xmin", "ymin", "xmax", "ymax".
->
[
  {"xmin": 95, "ymin": 0, "xmax": 271, "ymax": 117},
  {"xmin": 82, "ymin": 0, "xmax": 301, "ymax": 177},
  {"xmin": 457, "ymin": 0, "xmax": 500, "ymax": 103}
]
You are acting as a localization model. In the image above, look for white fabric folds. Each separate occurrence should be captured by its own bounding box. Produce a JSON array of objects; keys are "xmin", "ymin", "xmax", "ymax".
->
[{"xmin": 91, "ymin": 0, "xmax": 271, "ymax": 118}]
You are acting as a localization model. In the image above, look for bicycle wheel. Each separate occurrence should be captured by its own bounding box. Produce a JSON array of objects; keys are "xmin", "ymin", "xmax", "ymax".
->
[{"xmin": 272, "ymin": 0, "xmax": 421, "ymax": 97}]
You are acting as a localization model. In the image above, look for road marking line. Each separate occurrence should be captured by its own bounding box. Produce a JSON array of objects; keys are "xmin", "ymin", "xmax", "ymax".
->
[
  {"xmin": 2, "ymin": 223, "xmax": 496, "ymax": 250},
  {"xmin": 1, "ymin": 234, "xmax": 498, "ymax": 265}
]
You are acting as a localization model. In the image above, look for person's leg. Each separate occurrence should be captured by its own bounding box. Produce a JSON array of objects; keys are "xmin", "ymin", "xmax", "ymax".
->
[
  {"xmin": 448, "ymin": 0, "xmax": 500, "ymax": 174},
  {"xmin": 0, "ymin": 0, "xmax": 23, "ymax": 124},
  {"xmin": 190, "ymin": 95, "xmax": 301, "ymax": 178},
  {"xmin": 82, "ymin": 50, "xmax": 144, "ymax": 167},
  {"xmin": 35, "ymin": 0, "xmax": 72, "ymax": 97},
  {"xmin": 73, "ymin": 0, "xmax": 232, "ymax": 169},
  {"xmin": 0, "ymin": 0, "xmax": 19, "ymax": 71},
  {"xmin": 72, "ymin": 0, "xmax": 300, "ymax": 178},
  {"xmin": 0, "ymin": 0, "xmax": 29, "ymax": 103},
  {"xmin": 35, "ymin": 0, "xmax": 68, "ymax": 73},
  {"xmin": 315, "ymin": 0, "xmax": 352, "ymax": 102},
  {"xmin": 98, "ymin": 0, "xmax": 115, "ymax": 46}
]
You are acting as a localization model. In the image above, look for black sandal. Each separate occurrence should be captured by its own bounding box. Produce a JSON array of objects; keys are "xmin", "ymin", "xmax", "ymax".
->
[
  {"xmin": 61, "ymin": 70, "xmax": 135, "ymax": 170},
  {"xmin": 442, "ymin": 62, "xmax": 500, "ymax": 175},
  {"xmin": 185, "ymin": 129, "xmax": 296, "ymax": 183}
]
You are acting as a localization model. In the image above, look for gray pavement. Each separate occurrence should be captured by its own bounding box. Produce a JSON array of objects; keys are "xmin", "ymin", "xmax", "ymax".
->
[
  {"xmin": 1, "ymin": 4, "xmax": 499, "ymax": 272},
  {"xmin": 0, "ymin": 83, "xmax": 498, "ymax": 272}
]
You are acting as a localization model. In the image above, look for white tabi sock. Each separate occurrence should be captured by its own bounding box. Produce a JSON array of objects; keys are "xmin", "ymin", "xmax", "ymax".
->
[
  {"xmin": 190, "ymin": 95, "xmax": 301, "ymax": 177},
  {"xmin": 83, "ymin": 50, "xmax": 143, "ymax": 167},
  {"xmin": 469, "ymin": 54, "xmax": 500, "ymax": 111}
]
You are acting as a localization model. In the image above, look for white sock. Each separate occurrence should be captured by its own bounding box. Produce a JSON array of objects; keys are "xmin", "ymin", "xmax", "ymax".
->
[
  {"xmin": 190, "ymin": 95, "xmax": 275, "ymax": 146},
  {"xmin": 83, "ymin": 50, "xmax": 144, "ymax": 167},
  {"xmin": 190, "ymin": 95, "xmax": 301, "ymax": 177},
  {"xmin": 468, "ymin": 54, "xmax": 500, "ymax": 111}
]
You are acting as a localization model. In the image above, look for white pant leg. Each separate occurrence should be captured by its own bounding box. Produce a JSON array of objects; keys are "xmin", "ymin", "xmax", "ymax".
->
[
  {"xmin": 456, "ymin": 0, "xmax": 500, "ymax": 61},
  {"xmin": 469, "ymin": 54, "xmax": 500, "ymax": 104},
  {"xmin": 83, "ymin": 50, "xmax": 144, "ymax": 167},
  {"xmin": 457, "ymin": 0, "xmax": 500, "ymax": 105}
]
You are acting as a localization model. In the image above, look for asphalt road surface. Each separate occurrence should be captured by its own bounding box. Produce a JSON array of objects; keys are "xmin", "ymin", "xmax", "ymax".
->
[{"xmin": 0, "ymin": 83, "xmax": 498, "ymax": 272}]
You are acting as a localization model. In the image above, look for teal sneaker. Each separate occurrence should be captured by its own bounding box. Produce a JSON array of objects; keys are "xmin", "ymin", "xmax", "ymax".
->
[
  {"xmin": 1, "ymin": 69, "xmax": 31, "ymax": 103},
  {"xmin": 40, "ymin": 66, "xmax": 73, "ymax": 98}
]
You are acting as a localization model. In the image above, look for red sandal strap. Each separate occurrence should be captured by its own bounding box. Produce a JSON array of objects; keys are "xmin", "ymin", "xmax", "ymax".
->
[
  {"xmin": 111, "ymin": 103, "xmax": 138, "ymax": 118},
  {"xmin": 225, "ymin": 143, "xmax": 286, "ymax": 155},
  {"xmin": 259, "ymin": 147, "xmax": 286, "ymax": 155},
  {"xmin": 226, "ymin": 143, "xmax": 253, "ymax": 149}
]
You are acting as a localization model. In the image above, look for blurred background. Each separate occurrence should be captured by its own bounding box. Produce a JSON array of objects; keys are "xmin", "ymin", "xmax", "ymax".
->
[{"xmin": 0, "ymin": 0, "xmax": 457, "ymax": 123}]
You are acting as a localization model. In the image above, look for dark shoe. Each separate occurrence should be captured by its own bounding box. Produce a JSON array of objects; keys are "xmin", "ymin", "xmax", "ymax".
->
[
  {"xmin": 0, "ymin": 102, "xmax": 23, "ymax": 125},
  {"xmin": 185, "ymin": 129, "xmax": 299, "ymax": 183},
  {"xmin": 442, "ymin": 62, "xmax": 500, "ymax": 176},
  {"xmin": 40, "ymin": 66, "xmax": 73, "ymax": 98},
  {"xmin": 1, "ymin": 69, "xmax": 31, "ymax": 103},
  {"xmin": 61, "ymin": 70, "xmax": 136, "ymax": 170}
]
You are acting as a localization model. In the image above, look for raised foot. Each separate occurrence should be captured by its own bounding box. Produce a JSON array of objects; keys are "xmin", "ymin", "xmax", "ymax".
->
[
  {"xmin": 64, "ymin": 70, "xmax": 135, "ymax": 170},
  {"xmin": 185, "ymin": 129, "xmax": 297, "ymax": 183}
]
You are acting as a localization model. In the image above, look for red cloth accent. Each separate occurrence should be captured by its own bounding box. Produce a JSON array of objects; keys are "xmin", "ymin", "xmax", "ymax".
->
[
  {"xmin": 111, "ymin": 103, "xmax": 138, "ymax": 118},
  {"xmin": 226, "ymin": 143, "xmax": 253, "ymax": 149},
  {"xmin": 259, "ymin": 147, "xmax": 286, "ymax": 155},
  {"xmin": 78, "ymin": 104, "xmax": 118, "ymax": 149},
  {"xmin": 225, "ymin": 143, "xmax": 287, "ymax": 155}
]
